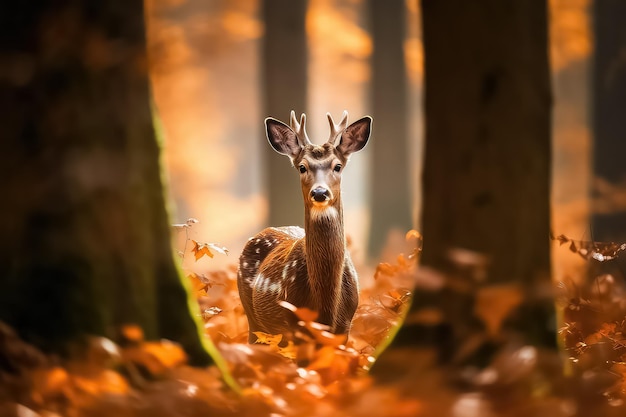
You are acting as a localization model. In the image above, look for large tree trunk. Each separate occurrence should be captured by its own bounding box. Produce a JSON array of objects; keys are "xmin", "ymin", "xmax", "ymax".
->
[
  {"xmin": 367, "ymin": 0, "xmax": 413, "ymax": 259},
  {"xmin": 390, "ymin": 0, "xmax": 555, "ymax": 362},
  {"xmin": 263, "ymin": 0, "xmax": 308, "ymax": 228},
  {"xmin": 0, "ymin": 0, "xmax": 216, "ymax": 367}
]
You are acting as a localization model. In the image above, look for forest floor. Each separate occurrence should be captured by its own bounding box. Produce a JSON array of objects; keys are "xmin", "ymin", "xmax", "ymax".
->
[{"xmin": 1, "ymin": 227, "xmax": 626, "ymax": 417}]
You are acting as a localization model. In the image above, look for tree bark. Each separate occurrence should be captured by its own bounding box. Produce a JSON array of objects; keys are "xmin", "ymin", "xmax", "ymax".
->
[
  {"xmin": 263, "ymin": 0, "xmax": 308, "ymax": 228},
  {"xmin": 367, "ymin": 0, "xmax": 413, "ymax": 259},
  {"xmin": 591, "ymin": 0, "xmax": 626, "ymax": 277},
  {"xmin": 0, "ymin": 0, "xmax": 214, "ymax": 367},
  {"xmin": 389, "ymin": 0, "xmax": 555, "ymax": 361}
]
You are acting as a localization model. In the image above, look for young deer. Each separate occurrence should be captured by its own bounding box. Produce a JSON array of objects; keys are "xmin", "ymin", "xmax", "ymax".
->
[{"xmin": 238, "ymin": 111, "xmax": 371, "ymax": 343}]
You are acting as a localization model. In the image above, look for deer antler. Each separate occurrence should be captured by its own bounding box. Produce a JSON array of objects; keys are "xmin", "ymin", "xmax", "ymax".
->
[
  {"xmin": 290, "ymin": 111, "xmax": 312, "ymax": 146},
  {"xmin": 326, "ymin": 110, "xmax": 349, "ymax": 145}
]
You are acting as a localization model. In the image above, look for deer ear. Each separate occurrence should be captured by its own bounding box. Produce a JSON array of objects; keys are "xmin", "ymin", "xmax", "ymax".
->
[
  {"xmin": 265, "ymin": 118, "xmax": 302, "ymax": 159},
  {"xmin": 337, "ymin": 116, "xmax": 371, "ymax": 156}
]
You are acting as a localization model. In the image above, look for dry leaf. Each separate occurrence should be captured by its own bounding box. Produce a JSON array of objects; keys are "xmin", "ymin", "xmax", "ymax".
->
[
  {"xmin": 188, "ymin": 272, "xmax": 209, "ymax": 292},
  {"xmin": 474, "ymin": 284, "xmax": 524, "ymax": 338},
  {"xmin": 191, "ymin": 240, "xmax": 215, "ymax": 260},
  {"xmin": 121, "ymin": 325, "xmax": 144, "ymax": 343},
  {"xmin": 123, "ymin": 340, "xmax": 186, "ymax": 376},
  {"xmin": 552, "ymin": 233, "xmax": 626, "ymax": 261},
  {"xmin": 191, "ymin": 240, "xmax": 229, "ymax": 261},
  {"xmin": 253, "ymin": 332, "xmax": 283, "ymax": 347},
  {"xmin": 30, "ymin": 366, "xmax": 69, "ymax": 404},
  {"xmin": 73, "ymin": 369, "xmax": 130, "ymax": 396}
]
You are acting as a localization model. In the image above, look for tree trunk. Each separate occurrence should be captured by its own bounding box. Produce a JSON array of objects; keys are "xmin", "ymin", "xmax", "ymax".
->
[
  {"xmin": 367, "ymin": 0, "xmax": 413, "ymax": 259},
  {"xmin": 389, "ymin": 0, "xmax": 555, "ymax": 362},
  {"xmin": 591, "ymin": 0, "xmax": 626, "ymax": 278},
  {"xmin": 0, "ymin": 0, "xmax": 216, "ymax": 367},
  {"xmin": 263, "ymin": 0, "xmax": 308, "ymax": 228}
]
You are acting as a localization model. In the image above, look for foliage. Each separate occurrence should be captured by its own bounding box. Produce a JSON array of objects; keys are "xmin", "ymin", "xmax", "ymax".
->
[
  {"xmin": 4, "ymin": 225, "xmax": 626, "ymax": 416},
  {"xmin": 0, "ymin": 221, "xmax": 418, "ymax": 416},
  {"xmin": 553, "ymin": 235, "xmax": 626, "ymax": 404}
]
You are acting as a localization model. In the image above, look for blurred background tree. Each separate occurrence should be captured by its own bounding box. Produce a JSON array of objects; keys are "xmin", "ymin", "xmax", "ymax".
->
[
  {"xmin": 263, "ymin": 0, "xmax": 308, "ymax": 228},
  {"xmin": 367, "ymin": 0, "xmax": 413, "ymax": 259},
  {"xmin": 591, "ymin": 0, "xmax": 626, "ymax": 279}
]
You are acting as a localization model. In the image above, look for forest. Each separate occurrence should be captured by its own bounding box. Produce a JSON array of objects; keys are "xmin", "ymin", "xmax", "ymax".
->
[{"xmin": 1, "ymin": 0, "xmax": 626, "ymax": 416}]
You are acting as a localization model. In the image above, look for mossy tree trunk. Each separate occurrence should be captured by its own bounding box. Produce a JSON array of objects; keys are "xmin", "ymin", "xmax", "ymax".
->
[
  {"xmin": 389, "ymin": 0, "xmax": 555, "ymax": 363},
  {"xmin": 0, "ymin": 0, "xmax": 215, "ymax": 367}
]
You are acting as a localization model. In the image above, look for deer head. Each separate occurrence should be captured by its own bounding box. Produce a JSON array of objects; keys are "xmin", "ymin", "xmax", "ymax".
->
[{"xmin": 265, "ymin": 111, "xmax": 372, "ymax": 216}]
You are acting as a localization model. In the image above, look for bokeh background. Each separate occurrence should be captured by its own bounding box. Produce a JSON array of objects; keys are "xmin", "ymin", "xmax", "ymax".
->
[{"xmin": 146, "ymin": 0, "xmax": 592, "ymax": 277}]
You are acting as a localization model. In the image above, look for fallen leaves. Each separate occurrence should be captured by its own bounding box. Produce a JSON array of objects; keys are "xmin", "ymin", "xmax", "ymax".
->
[
  {"xmin": 553, "ymin": 237, "xmax": 626, "ymax": 407},
  {"xmin": 7, "ymin": 224, "xmax": 626, "ymax": 416},
  {"xmin": 123, "ymin": 340, "xmax": 187, "ymax": 377}
]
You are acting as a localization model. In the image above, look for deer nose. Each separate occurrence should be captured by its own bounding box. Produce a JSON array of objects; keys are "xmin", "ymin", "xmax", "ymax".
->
[{"xmin": 311, "ymin": 187, "xmax": 330, "ymax": 203}]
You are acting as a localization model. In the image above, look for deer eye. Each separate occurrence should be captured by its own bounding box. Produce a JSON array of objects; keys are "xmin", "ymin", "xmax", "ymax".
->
[
  {"xmin": 333, "ymin": 164, "xmax": 342, "ymax": 172},
  {"xmin": 299, "ymin": 165, "xmax": 307, "ymax": 174}
]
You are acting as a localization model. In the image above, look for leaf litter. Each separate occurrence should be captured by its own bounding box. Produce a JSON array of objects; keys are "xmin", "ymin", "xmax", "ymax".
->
[{"xmin": 3, "ymin": 226, "xmax": 626, "ymax": 416}]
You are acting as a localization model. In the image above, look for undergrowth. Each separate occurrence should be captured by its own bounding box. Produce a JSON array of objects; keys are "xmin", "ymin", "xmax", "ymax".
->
[{"xmin": 1, "ymin": 223, "xmax": 626, "ymax": 416}]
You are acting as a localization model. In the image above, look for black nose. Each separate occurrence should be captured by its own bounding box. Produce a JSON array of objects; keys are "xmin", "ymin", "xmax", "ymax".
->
[{"xmin": 311, "ymin": 187, "xmax": 330, "ymax": 202}]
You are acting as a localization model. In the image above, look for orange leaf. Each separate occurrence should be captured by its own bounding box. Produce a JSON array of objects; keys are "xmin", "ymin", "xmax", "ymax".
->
[
  {"xmin": 191, "ymin": 240, "xmax": 229, "ymax": 261},
  {"xmin": 307, "ymin": 345, "xmax": 337, "ymax": 370},
  {"xmin": 278, "ymin": 341, "xmax": 297, "ymax": 360},
  {"xmin": 123, "ymin": 340, "xmax": 187, "ymax": 376},
  {"xmin": 253, "ymin": 331, "xmax": 283, "ymax": 347},
  {"xmin": 31, "ymin": 366, "xmax": 69, "ymax": 403},
  {"xmin": 121, "ymin": 325, "xmax": 144, "ymax": 343},
  {"xmin": 188, "ymin": 272, "xmax": 208, "ymax": 292},
  {"xmin": 474, "ymin": 284, "xmax": 524, "ymax": 338},
  {"xmin": 192, "ymin": 240, "xmax": 214, "ymax": 260},
  {"xmin": 73, "ymin": 369, "xmax": 129, "ymax": 396},
  {"xmin": 374, "ymin": 262, "xmax": 397, "ymax": 280}
]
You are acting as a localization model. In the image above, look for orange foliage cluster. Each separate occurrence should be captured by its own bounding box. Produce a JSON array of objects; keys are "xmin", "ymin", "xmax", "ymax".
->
[
  {"xmin": 555, "ymin": 236, "xmax": 626, "ymax": 404},
  {"xmin": 0, "ymin": 223, "xmax": 418, "ymax": 417},
  {"xmin": 5, "ymin": 224, "xmax": 626, "ymax": 416}
]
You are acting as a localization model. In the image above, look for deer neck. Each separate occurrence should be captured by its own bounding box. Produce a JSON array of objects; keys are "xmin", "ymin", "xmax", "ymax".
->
[{"xmin": 303, "ymin": 201, "xmax": 346, "ymax": 327}]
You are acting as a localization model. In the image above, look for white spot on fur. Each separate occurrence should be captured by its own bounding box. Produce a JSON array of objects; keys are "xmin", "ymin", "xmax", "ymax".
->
[
  {"xmin": 254, "ymin": 260, "xmax": 260, "ymax": 269},
  {"xmin": 255, "ymin": 273, "xmax": 269, "ymax": 293},
  {"xmin": 282, "ymin": 264, "xmax": 290, "ymax": 281},
  {"xmin": 255, "ymin": 247, "xmax": 260, "ymax": 254},
  {"xmin": 269, "ymin": 282, "xmax": 281, "ymax": 294},
  {"xmin": 242, "ymin": 261, "xmax": 248, "ymax": 269}
]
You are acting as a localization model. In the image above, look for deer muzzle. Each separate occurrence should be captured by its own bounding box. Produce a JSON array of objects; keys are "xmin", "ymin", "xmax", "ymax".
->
[{"xmin": 310, "ymin": 186, "xmax": 331, "ymax": 204}]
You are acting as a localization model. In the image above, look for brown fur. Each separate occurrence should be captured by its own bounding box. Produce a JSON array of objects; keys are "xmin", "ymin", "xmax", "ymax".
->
[{"xmin": 237, "ymin": 112, "xmax": 371, "ymax": 343}]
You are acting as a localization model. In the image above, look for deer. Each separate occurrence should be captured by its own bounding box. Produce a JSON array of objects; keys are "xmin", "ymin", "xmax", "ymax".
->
[{"xmin": 237, "ymin": 110, "xmax": 372, "ymax": 344}]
